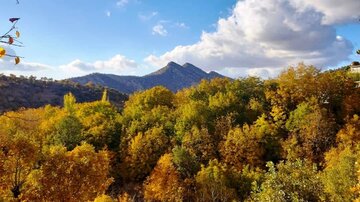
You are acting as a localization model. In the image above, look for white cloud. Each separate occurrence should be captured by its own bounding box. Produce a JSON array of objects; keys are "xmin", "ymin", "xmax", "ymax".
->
[
  {"xmin": 152, "ymin": 24, "xmax": 168, "ymax": 36},
  {"xmin": 291, "ymin": 0, "xmax": 360, "ymax": 24},
  {"xmin": 175, "ymin": 22, "xmax": 189, "ymax": 29},
  {"xmin": 60, "ymin": 54, "xmax": 138, "ymax": 75},
  {"xmin": 145, "ymin": 0, "xmax": 354, "ymax": 75},
  {"xmin": 116, "ymin": 0, "xmax": 129, "ymax": 7},
  {"xmin": 106, "ymin": 10, "xmax": 111, "ymax": 17},
  {"xmin": 138, "ymin": 11, "xmax": 158, "ymax": 21}
]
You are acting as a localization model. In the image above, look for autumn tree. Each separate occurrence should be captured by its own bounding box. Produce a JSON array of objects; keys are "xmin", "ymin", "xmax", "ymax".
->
[
  {"xmin": 322, "ymin": 147, "xmax": 359, "ymax": 201},
  {"xmin": 181, "ymin": 126, "xmax": 217, "ymax": 164},
  {"xmin": 76, "ymin": 101, "xmax": 121, "ymax": 151},
  {"xmin": 101, "ymin": 89, "xmax": 109, "ymax": 102},
  {"xmin": 266, "ymin": 63, "xmax": 357, "ymax": 124},
  {"xmin": 0, "ymin": 135, "xmax": 39, "ymax": 199},
  {"xmin": 195, "ymin": 159, "xmax": 237, "ymax": 201},
  {"xmin": 121, "ymin": 86, "xmax": 175, "ymax": 136},
  {"xmin": 143, "ymin": 153, "xmax": 185, "ymax": 201},
  {"xmin": 265, "ymin": 64, "xmax": 320, "ymax": 113},
  {"xmin": 0, "ymin": 109, "xmax": 44, "ymax": 199},
  {"xmin": 317, "ymin": 70, "xmax": 357, "ymax": 122},
  {"xmin": 220, "ymin": 125, "xmax": 263, "ymax": 170},
  {"xmin": 64, "ymin": 92, "xmax": 77, "ymax": 115},
  {"xmin": 336, "ymin": 114, "xmax": 360, "ymax": 149},
  {"xmin": 121, "ymin": 126, "xmax": 169, "ymax": 181},
  {"xmin": 219, "ymin": 114, "xmax": 280, "ymax": 170},
  {"xmin": 283, "ymin": 98, "xmax": 337, "ymax": 163},
  {"xmin": 21, "ymin": 144, "xmax": 113, "ymax": 201}
]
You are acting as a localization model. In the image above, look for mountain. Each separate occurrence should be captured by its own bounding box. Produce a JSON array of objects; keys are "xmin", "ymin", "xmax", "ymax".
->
[
  {"xmin": 69, "ymin": 62, "xmax": 226, "ymax": 94},
  {"xmin": 0, "ymin": 74, "xmax": 128, "ymax": 113}
]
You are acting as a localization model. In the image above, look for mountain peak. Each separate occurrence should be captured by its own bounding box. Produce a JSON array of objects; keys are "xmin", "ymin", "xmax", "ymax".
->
[
  {"xmin": 147, "ymin": 61, "xmax": 183, "ymax": 76},
  {"xmin": 182, "ymin": 62, "xmax": 195, "ymax": 67},
  {"xmin": 166, "ymin": 61, "xmax": 181, "ymax": 67}
]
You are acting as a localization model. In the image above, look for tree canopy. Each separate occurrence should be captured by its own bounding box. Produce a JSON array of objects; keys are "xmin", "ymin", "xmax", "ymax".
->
[{"xmin": 0, "ymin": 63, "xmax": 359, "ymax": 201}]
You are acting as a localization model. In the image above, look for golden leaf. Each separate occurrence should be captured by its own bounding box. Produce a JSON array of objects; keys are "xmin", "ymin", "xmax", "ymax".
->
[
  {"xmin": 15, "ymin": 57, "xmax": 20, "ymax": 65},
  {"xmin": 0, "ymin": 47, "xmax": 6, "ymax": 58}
]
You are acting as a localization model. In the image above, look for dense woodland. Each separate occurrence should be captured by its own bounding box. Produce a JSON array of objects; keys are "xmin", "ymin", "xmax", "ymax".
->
[{"xmin": 1, "ymin": 63, "xmax": 360, "ymax": 201}]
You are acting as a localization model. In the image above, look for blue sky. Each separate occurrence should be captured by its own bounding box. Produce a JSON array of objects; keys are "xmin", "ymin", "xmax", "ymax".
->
[{"xmin": 0, "ymin": 0, "xmax": 359, "ymax": 79}]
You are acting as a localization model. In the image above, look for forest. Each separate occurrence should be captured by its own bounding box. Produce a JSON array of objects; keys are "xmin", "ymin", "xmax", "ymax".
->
[{"xmin": 0, "ymin": 63, "xmax": 360, "ymax": 201}]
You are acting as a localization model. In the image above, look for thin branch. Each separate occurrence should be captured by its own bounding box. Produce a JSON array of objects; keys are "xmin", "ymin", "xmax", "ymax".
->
[
  {"xmin": 0, "ymin": 41, "xmax": 24, "ymax": 47},
  {"xmin": 13, "ymin": 38, "xmax": 23, "ymax": 45},
  {"xmin": 5, "ymin": 54, "xmax": 24, "ymax": 58}
]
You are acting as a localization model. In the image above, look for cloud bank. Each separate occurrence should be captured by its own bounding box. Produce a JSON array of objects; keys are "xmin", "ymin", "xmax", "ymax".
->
[{"xmin": 145, "ymin": 0, "xmax": 357, "ymax": 75}]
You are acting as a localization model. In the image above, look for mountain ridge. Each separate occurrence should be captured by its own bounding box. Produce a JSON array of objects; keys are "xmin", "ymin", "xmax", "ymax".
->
[
  {"xmin": 0, "ymin": 75, "xmax": 128, "ymax": 113},
  {"xmin": 69, "ymin": 62, "xmax": 226, "ymax": 94}
]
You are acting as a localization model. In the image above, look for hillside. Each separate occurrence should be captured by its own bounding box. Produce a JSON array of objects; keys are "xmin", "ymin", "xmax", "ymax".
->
[
  {"xmin": 69, "ymin": 62, "xmax": 226, "ymax": 94},
  {"xmin": 0, "ymin": 74, "xmax": 128, "ymax": 113}
]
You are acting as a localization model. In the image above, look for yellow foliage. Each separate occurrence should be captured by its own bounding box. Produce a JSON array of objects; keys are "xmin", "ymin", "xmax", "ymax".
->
[
  {"xmin": 21, "ymin": 144, "xmax": 113, "ymax": 201},
  {"xmin": 94, "ymin": 194, "xmax": 115, "ymax": 202},
  {"xmin": 195, "ymin": 159, "xmax": 237, "ymax": 201},
  {"xmin": 122, "ymin": 127, "xmax": 169, "ymax": 180},
  {"xmin": 336, "ymin": 115, "xmax": 360, "ymax": 149},
  {"xmin": 220, "ymin": 124, "xmax": 265, "ymax": 169},
  {"xmin": 182, "ymin": 127, "xmax": 216, "ymax": 164},
  {"xmin": 144, "ymin": 153, "xmax": 185, "ymax": 202}
]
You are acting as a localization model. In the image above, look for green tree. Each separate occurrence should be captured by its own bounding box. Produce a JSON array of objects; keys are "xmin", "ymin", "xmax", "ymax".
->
[
  {"xmin": 252, "ymin": 160, "xmax": 326, "ymax": 202},
  {"xmin": 53, "ymin": 114, "xmax": 83, "ymax": 150},
  {"xmin": 195, "ymin": 159, "xmax": 237, "ymax": 202},
  {"xmin": 172, "ymin": 146, "xmax": 200, "ymax": 178}
]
